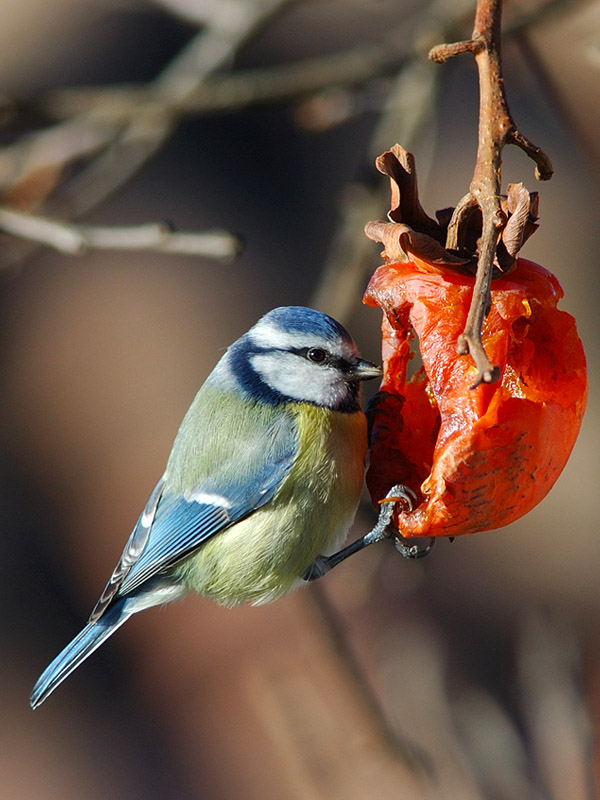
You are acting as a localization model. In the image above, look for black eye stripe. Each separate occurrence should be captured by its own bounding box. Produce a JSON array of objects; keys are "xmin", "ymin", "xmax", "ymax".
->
[
  {"xmin": 294, "ymin": 347, "xmax": 353, "ymax": 372},
  {"xmin": 293, "ymin": 346, "xmax": 334, "ymax": 366},
  {"xmin": 247, "ymin": 344, "xmax": 353, "ymax": 373}
]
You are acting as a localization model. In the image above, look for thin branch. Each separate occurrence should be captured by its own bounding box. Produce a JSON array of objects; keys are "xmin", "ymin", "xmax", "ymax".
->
[
  {"xmin": 306, "ymin": 583, "xmax": 433, "ymax": 775},
  {"xmin": 0, "ymin": 116, "xmax": 118, "ymax": 196},
  {"xmin": 154, "ymin": 0, "xmax": 289, "ymax": 102},
  {"xmin": 40, "ymin": 0, "xmax": 574, "ymax": 126},
  {"xmin": 508, "ymin": 128, "xmax": 553, "ymax": 180},
  {"xmin": 310, "ymin": 0, "xmax": 474, "ymax": 315},
  {"xmin": 518, "ymin": 612, "xmax": 596, "ymax": 799},
  {"xmin": 44, "ymin": 44, "xmax": 403, "ymax": 121},
  {"xmin": 0, "ymin": 0, "xmax": 565, "ymax": 285},
  {"xmin": 311, "ymin": 0, "xmax": 564, "ymax": 323},
  {"xmin": 0, "ymin": 0, "xmax": 290, "ymax": 268},
  {"xmin": 428, "ymin": 0, "xmax": 553, "ymax": 387},
  {"xmin": 53, "ymin": 0, "xmax": 290, "ymax": 218},
  {"xmin": 0, "ymin": 207, "xmax": 242, "ymax": 261}
]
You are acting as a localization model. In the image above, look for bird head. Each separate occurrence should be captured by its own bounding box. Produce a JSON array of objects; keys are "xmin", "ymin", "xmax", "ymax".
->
[{"xmin": 223, "ymin": 306, "xmax": 381, "ymax": 412}]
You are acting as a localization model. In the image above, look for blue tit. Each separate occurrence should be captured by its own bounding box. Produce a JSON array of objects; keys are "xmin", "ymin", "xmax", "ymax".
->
[{"xmin": 30, "ymin": 306, "xmax": 382, "ymax": 708}]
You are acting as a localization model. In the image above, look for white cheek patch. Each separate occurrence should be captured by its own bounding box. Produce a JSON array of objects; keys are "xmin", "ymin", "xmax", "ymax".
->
[{"xmin": 250, "ymin": 351, "xmax": 349, "ymax": 407}]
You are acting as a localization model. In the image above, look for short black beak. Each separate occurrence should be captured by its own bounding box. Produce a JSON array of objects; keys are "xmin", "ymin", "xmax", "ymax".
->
[{"xmin": 352, "ymin": 358, "xmax": 383, "ymax": 381}]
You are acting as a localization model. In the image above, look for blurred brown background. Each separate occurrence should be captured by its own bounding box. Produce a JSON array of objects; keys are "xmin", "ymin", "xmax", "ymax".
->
[{"xmin": 0, "ymin": 1, "xmax": 598, "ymax": 798}]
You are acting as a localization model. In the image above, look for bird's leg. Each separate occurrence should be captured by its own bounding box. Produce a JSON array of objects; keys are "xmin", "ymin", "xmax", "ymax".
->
[{"xmin": 303, "ymin": 485, "xmax": 434, "ymax": 581}]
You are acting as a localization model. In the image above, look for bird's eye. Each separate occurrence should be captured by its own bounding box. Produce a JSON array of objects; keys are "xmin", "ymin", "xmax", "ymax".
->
[{"xmin": 307, "ymin": 348, "xmax": 327, "ymax": 364}]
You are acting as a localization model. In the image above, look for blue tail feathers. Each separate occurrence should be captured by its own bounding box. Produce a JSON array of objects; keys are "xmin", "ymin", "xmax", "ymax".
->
[{"xmin": 30, "ymin": 599, "xmax": 132, "ymax": 709}]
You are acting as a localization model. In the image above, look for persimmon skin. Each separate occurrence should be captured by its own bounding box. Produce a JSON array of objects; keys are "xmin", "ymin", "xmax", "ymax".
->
[{"xmin": 364, "ymin": 257, "xmax": 588, "ymax": 538}]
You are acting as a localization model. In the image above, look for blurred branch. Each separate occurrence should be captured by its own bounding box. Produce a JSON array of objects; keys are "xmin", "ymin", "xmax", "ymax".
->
[
  {"xmin": 310, "ymin": 0, "xmax": 473, "ymax": 318},
  {"xmin": 518, "ymin": 611, "xmax": 596, "ymax": 800},
  {"xmin": 0, "ymin": 0, "xmax": 575, "ymax": 272},
  {"xmin": 51, "ymin": 0, "xmax": 290, "ymax": 217},
  {"xmin": 0, "ymin": 35, "xmax": 408, "ymax": 221},
  {"xmin": 451, "ymin": 688, "xmax": 535, "ymax": 798},
  {"xmin": 309, "ymin": 0, "xmax": 575, "ymax": 323},
  {"xmin": 40, "ymin": 0, "xmax": 576, "ymax": 125},
  {"xmin": 309, "ymin": 53, "xmax": 443, "ymax": 319},
  {"xmin": 0, "ymin": 207, "xmax": 242, "ymax": 260},
  {"xmin": 0, "ymin": 0, "xmax": 289, "ymax": 268},
  {"xmin": 44, "ymin": 45, "xmax": 404, "ymax": 120},
  {"xmin": 307, "ymin": 583, "xmax": 432, "ymax": 774},
  {"xmin": 246, "ymin": 595, "xmax": 434, "ymax": 799}
]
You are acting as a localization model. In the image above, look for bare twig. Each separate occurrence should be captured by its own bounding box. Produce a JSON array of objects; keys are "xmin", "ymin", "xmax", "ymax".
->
[
  {"xmin": 307, "ymin": 583, "xmax": 432, "ymax": 775},
  {"xmin": 0, "ymin": 0, "xmax": 567, "ymax": 277},
  {"xmin": 53, "ymin": 0, "xmax": 290, "ymax": 218},
  {"xmin": 311, "ymin": 0, "xmax": 564, "ymax": 323},
  {"xmin": 518, "ymin": 612, "xmax": 596, "ymax": 800},
  {"xmin": 0, "ymin": 116, "xmax": 118, "ymax": 198},
  {"xmin": 310, "ymin": 0, "xmax": 472, "ymax": 316},
  {"xmin": 0, "ymin": 207, "xmax": 242, "ymax": 261},
  {"xmin": 0, "ymin": 0, "xmax": 290, "ymax": 268},
  {"xmin": 429, "ymin": 0, "xmax": 553, "ymax": 387},
  {"xmin": 45, "ymin": 44, "xmax": 403, "ymax": 121}
]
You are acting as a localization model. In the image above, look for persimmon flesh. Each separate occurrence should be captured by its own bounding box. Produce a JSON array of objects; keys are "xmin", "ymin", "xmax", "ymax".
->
[{"xmin": 364, "ymin": 256, "xmax": 587, "ymax": 538}]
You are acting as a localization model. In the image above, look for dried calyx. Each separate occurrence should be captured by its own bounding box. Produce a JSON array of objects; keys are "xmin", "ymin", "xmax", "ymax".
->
[{"xmin": 364, "ymin": 144, "xmax": 539, "ymax": 275}]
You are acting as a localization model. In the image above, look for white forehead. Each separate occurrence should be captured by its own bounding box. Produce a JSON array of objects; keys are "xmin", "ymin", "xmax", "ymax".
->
[{"xmin": 249, "ymin": 317, "xmax": 357, "ymax": 357}]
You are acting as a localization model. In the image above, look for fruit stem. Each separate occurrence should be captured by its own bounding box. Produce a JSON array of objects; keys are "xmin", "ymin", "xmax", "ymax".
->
[{"xmin": 429, "ymin": 0, "xmax": 552, "ymax": 387}]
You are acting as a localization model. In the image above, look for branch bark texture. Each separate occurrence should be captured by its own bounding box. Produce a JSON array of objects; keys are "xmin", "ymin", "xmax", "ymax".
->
[{"xmin": 429, "ymin": 0, "xmax": 553, "ymax": 387}]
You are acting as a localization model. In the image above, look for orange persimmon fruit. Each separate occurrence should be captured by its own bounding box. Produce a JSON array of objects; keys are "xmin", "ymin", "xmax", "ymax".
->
[{"xmin": 364, "ymin": 254, "xmax": 587, "ymax": 538}]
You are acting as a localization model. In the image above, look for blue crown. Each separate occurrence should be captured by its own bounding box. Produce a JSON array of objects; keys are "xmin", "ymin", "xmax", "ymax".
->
[{"xmin": 263, "ymin": 306, "xmax": 353, "ymax": 344}]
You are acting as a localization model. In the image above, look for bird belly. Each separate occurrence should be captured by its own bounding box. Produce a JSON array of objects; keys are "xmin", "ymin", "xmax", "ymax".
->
[{"xmin": 173, "ymin": 406, "xmax": 367, "ymax": 605}]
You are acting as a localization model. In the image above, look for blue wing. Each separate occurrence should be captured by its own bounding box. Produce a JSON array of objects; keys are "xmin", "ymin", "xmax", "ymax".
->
[{"xmin": 90, "ymin": 409, "xmax": 298, "ymax": 620}]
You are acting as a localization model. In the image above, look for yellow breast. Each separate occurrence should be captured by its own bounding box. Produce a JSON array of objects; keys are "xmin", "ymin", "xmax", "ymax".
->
[{"xmin": 175, "ymin": 404, "xmax": 367, "ymax": 605}]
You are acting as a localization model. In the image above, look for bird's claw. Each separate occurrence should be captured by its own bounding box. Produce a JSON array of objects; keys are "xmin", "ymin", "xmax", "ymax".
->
[
  {"xmin": 303, "ymin": 484, "xmax": 434, "ymax": 582},
  {"xmin": 393, "ymin": 534, "xmax": 436, "ymax": 559},
  {"xmin": 377, "ymin": 484, "xmax": 435, "ymax": 560},
  {"xmin": 377, "ymin": 483, "xmax": 418, "ymax": 512}
]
